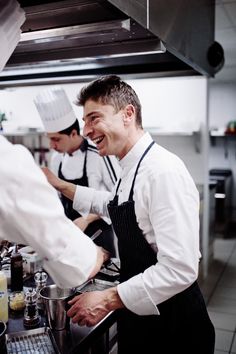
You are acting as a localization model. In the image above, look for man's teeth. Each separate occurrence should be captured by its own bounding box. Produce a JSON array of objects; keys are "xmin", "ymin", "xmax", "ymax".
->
[{"xmin": 94, "ymin": 137, "xmax": 103, "ymax": 144}]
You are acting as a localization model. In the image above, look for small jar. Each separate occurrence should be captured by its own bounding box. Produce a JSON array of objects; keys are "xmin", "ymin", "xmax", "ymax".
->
[
  {"xmin": 9, "ymin": 291, "xmax": 25, "ymax": 312},
  {"xmin": 23, "ymin": 288, "xmax": 40, "ymax": 328},
  {"xmin": 34, "ymin": 270, "xmax": 48, "ymax": 311}
]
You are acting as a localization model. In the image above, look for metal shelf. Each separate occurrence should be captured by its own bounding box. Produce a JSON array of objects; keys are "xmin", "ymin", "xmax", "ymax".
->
[
  {"xmin": 146, "ymin": 128, "xmax": 201, "ymax": 153},
  {"xmin": 210, "ymin": 131, "xmax": 236, "ymax": 158}
]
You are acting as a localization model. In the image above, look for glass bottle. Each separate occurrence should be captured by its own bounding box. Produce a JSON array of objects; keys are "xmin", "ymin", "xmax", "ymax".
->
[
  {"xmin": 10, "ymin": 244, "xmax": 23, "ymax": 292},
  {"xmin": 0, "ymin": 266, "xmax": 8, "ymax": 323}
]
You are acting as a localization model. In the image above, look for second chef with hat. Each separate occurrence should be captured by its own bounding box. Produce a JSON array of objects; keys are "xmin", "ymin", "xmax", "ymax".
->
[{"xmin": 34, "ymin": 87, "xmax": 120, "ymax": 257}]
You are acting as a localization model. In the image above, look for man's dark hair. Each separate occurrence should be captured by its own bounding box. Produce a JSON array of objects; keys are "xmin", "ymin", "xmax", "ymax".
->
[
  {"xmin": 76, "ymin": 75, "xmax": 143, "ymax": 128},
  {"xmin": 59, "ymin": 119, "xmax": 80, "ymax": 136}
]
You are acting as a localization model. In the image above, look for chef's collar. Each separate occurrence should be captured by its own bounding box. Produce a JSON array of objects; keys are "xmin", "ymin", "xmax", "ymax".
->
[
  {"xmin": 79, "ymin": 138, "xmax": 87, "ymax": 152},
  {"xmin": 119, "ymin": 132, "xmax": 153, "ymax": 170}
]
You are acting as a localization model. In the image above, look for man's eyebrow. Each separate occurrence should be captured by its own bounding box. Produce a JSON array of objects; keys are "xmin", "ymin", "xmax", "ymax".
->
[{"xmin": 82, "ymin": 111, "xmax": 100, "ymax": 121}]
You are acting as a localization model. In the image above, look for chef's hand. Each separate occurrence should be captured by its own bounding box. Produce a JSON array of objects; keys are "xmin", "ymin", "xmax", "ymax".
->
[
  {"xmin": 88, "ymin": 246, "xmax": 110, "ymax": 278},
  {"xmin": 67, "ymin": 287, "xmax": 124, "ymax": 327},
  {"xmin": 73, "ymin": 214, "xmax": 100, "ymax": 231},
  {"xmin": 41, "ymin": 167, "xmax": 62, "ymax": 190},
  {"xmin": 41, "ymin": 167, "xmax": 76, "ymax": 200}
]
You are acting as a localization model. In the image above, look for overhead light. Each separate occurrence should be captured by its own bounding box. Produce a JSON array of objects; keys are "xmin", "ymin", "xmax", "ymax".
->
[
  {"xmin": 104, "ymin": 45, "xmax": 166, "ymax": 58},
  {"xmin": 20, "ymin": 19, "xmax": 131, "ymax": 43}
]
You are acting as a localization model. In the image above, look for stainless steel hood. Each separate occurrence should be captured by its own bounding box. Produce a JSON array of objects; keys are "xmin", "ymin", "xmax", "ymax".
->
[{"xmin": 0, "ymin": 0, "xmax": 224, "ymax": 85}]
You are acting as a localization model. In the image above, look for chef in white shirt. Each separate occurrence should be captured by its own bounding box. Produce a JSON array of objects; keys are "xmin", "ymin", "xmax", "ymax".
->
[
  {"xmin": 0, "ymin": 137, "xmax": 109, "ymax": 287},
  {"xmin": 34, "ymin": 87, "xmax": 120, "ymax": 256},
  {"xmin": 0, "ymin": 0, "xmax": 108, "ymax": 289},
  {"xmin": 44, "ymin": 75, "xmax": 215, "ymax": 354}
]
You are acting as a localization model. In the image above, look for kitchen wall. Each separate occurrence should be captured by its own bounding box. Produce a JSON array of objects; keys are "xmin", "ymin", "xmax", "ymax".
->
[{"xmin": 0, "ymin": 76, "xmax": 207, "ymax": 183}]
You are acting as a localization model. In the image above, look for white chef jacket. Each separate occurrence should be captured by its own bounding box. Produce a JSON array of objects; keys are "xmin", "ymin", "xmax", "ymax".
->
[
  {"xmin": 50, "ymin": 139, "xmax": 120, "ymax": 192},
  {"xmin": 73, "ymin": 132, "xmax": 201, "ymax": 316},
  {"xmin": 0, "ymin": 135, "xmax": 99, "ymax": 288},
  {"xmin": 50, "ymin": 140, "xmax": 120, "ymax": 224}
]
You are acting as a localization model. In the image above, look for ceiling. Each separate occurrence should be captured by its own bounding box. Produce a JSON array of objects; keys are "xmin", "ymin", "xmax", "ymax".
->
[{"xmin": 214, "ymin": 0, "xmax": 236, "ymax": 83}]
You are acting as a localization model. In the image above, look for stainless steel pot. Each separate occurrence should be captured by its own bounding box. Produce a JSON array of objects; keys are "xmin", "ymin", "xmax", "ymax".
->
[
  {"xmin": 39, "ymin": 285, "xmax": 76, "ymax": 330},
  {"xmin": 0, "ymin": 321, "xmax": 7, "ymax": 354}
]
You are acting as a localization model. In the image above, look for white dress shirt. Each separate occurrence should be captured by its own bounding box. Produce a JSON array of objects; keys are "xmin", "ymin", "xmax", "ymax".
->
[
  {"xmin": 0, "ymin": 135, "xmax": 99, "ymax": 288},
  {"xmin": 73, "ymin": 132, "xmax": 201, "ymax": 316}
]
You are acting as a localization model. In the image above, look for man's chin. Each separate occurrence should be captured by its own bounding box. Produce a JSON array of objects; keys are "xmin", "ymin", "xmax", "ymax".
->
[{"xmin": 97, "ymin": 147, "xmax": 106, "ymax": 156}]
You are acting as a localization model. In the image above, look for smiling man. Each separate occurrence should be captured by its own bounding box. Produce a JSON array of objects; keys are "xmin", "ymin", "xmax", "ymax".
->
[{"xmin": 43, "ymin": 75, "xmax": 215, "ymax": 354}]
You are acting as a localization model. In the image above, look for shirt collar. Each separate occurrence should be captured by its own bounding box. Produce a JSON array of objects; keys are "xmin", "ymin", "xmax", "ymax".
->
[
  {"xmin": 79, "ymin": 138, "xmax": 87, "ymax": 152},
  {"xmin": 119, "ymin": 132, "xmax": 153, "ymax": 170}
]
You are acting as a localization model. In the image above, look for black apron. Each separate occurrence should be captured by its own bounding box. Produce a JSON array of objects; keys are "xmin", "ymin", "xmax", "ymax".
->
[
  {"xmin": 107, "ymin": 141, "xmax": 215, "ymax": 354},
  {"xmin": 58, "ymin": 139, "xmax": 116, "ymax": 256}
]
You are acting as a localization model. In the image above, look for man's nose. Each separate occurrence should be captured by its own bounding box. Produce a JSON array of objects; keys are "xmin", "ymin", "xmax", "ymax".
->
[
  {"xmin": 83, "ymin": 122, "xmax": 92, "ymax": 138},
  {"xmin": 50, "ymin": 141, "xmax": 56, "ymax": 149}
]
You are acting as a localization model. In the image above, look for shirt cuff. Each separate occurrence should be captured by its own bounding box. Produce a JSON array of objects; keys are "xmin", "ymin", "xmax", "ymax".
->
[
  {"xmin": 117, "ymin": 274, "xmax": 160, "ymax": 316},
  {"xmin": 73, "ymin": 185, "xmax": 95, "ymax": 217}
]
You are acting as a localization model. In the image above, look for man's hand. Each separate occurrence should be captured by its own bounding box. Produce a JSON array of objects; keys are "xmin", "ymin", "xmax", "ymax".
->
[
  {"xmin": 41, "ymin": 167, "xmax": 76, "ymax": 200},
  {"xmin": 73, "ymin": 214, "xmax": 100, "ymax": 232},
  {"xmin": 67, "ymin": 287, "xmax": 124, "ymax": 327},
  {"xmin": 73, "ymin": 217, "xmax": 89, "ymax": 231},
  {"xmin": 41, "ymin": 167, "xmax": 62, "ymax": 190},
  {"xmin": 88, "ymin": 246, "xmax": 110, "ymax": 279}
]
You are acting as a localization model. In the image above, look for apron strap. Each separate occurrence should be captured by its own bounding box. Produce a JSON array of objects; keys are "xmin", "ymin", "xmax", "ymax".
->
[
  {"xmin": 128, "ymin": 141, "xmax": 155, "ymax": 201},
  {"xmin": 113, "ymin": 141, "xmax": 155, "ymax": 202}
]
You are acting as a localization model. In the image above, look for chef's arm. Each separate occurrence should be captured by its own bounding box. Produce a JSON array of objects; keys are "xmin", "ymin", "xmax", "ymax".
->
[
  {"xmin": 42, "ymin": 167, "xmax": 106, "ymax": 228},
  {"xmin": 42, "ymin": 166, "xmax": 76, "ymax": 200},
  {"xmin": 73, "ymin": 214, "xmax": 100, "ymax": 232},
  {"xmin": 90, "ymin": 246, "xmax": 110, "ymax": 278},
  {"xmin": 1, "ymin": 140, "xmax": 113, "ymax": 288},
  {"xmin": 42, "ymin": 166, "xmax": 112, "ymax": 222}
]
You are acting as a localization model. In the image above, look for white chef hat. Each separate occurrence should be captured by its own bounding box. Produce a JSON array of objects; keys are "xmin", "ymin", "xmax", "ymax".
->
[
  {"xmin": 34, "ymin": 87, "xmax": 77, "ymax": 133},
  {"xmin": 0, "ymin": 0, "xmax": 26, "ymax": 72}
]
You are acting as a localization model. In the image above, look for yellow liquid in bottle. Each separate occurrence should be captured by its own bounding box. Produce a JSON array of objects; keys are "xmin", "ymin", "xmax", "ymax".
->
[{"xmin": 0, "ymin": 271, "xmax": 9, "ymax": 323}]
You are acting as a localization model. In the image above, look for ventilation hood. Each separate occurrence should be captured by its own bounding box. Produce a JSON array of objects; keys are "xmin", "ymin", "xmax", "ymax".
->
[{"xmin": 0, "ymin": 0, "xmax": 224, "ymax": 86}]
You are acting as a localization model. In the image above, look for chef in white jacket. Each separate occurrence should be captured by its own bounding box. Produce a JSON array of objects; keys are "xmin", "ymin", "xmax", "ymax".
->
[
  {"xmin": 0, "ymin": 137, "xmax": 108, "ymax": 287},
  {"xmin": 0, "ymin": 0, "xmax": 108, "ymax": 289},
  {"xmin": 34, "ymin": 87, "xmax": 120, "ymax": 256}
]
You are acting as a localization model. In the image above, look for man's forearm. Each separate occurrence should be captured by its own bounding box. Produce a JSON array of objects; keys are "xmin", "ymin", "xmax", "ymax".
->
[
  {"xmin": 58, "ymin": 180, "xmax": 76, "ymax": 200},
  {"xmin": 42, "ymin": 167, "xmax": 76, "ymax": 200}
]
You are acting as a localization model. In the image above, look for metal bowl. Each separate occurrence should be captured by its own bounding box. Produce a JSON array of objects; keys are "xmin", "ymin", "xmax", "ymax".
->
[{"xmin": 39, "ymin": 285, "xmax": 76, "ymax": 331}]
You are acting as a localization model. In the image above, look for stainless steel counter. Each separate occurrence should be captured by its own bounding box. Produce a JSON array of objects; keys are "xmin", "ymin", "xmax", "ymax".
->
[
  {"xmin": 6, "ymin": 299, "xmax": 117, "ymax": 354},
  {"xmin": 6, "ymin": 274, "xmax": 118, "ymax": 354}
]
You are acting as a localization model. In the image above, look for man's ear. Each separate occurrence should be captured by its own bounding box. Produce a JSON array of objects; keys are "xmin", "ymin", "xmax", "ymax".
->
[
  {"xmin": 71, "ymin": 129, "xmax": 78, "ymax": 137},
  {"xmin": 123, "ymin": 104, "xmax": 135, "ymax": 125}
]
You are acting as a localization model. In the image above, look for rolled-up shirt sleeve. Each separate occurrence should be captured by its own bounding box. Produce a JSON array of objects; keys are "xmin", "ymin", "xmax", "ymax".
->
[{"xmin": 73, "ymin": 185, "xmax": 112, "ymax": 222}]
